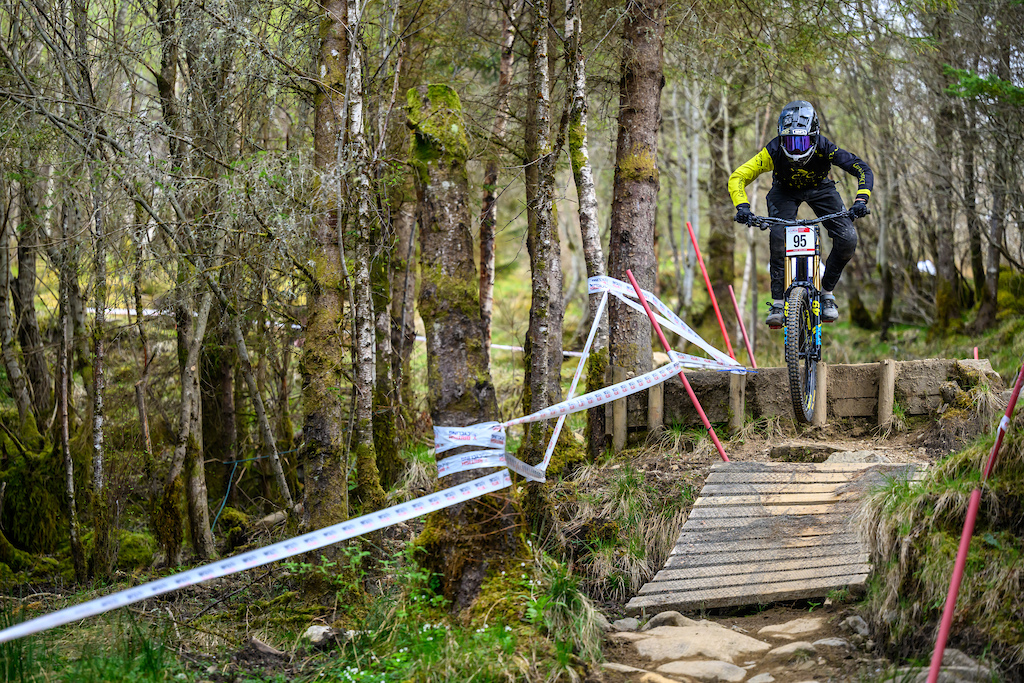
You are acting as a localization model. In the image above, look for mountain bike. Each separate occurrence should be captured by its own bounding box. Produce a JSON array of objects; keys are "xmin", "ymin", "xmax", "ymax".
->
[{"xmin": 748, "ymin": 208, "xmax": 869, "ymax": 423}]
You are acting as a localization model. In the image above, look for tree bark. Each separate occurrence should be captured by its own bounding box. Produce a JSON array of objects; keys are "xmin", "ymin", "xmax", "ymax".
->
[
  {"xmin": 523, "ymin": 0, "xmax": 563, "ymax": 453},
  {"xmin": 607, "ymin": 0, "xmax": 665, "ymax": 429},
  {"xmin": 705, "ymin": 88, "xmax": 736, "ymax": 338},
  {"xmin": 479, "ymin": 1, "xmax": 518, "ymax": 362},
  {"xmin": 345, "ymin": 0, "xmax": 385, "ymax": 515},
  {"xmin": 0, "ymin": 213, "xmax": 34, "ymax": 431},
  {"xmin": 408, "ymin": 84, "xmax": 518, "ymax": 610},
  {"xmin": 303, "ymin": 0, "xmax": 352, "ymax": 533},
  {"xmin": 564, "ymin": 0, "xmax": 608, "ymax": 459}
]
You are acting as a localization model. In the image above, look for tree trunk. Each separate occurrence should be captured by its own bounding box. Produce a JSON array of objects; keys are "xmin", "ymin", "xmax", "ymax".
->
[
  {"xmin": 408, "ymin": 84, "xmax": 519, "ymax": 610},
  {"xmin": 704, "ymin": 89, "xmax": 736, "ymax": 341},
  {"xmin": 303, "ymin": 0, "xmax": 352, "ymax": 533},
  {"xmin": 59, "ymin": 239, "xmax": 86, "ymax": 582},
  {"xmin": 683, "ymin": 81, "xmax": 702, "ymax": 309},
  {"xmin": 0, "ymin": 212, "xmax": 34, "ymax": 431},
  {"xmin": 565, "ymin": 0, "xmax": 608, "ymax": 459},
  {"xmin": 523, "ymin": 0, "xmax": 563, "ymax": 453},
  {"xmin": 608, "ymin": 0, "xmax": 665, "ymax": 430},
  {"xmin": 13, "ymin": 158, "xmax": 52, "ymax": 420},
  {"xmin": 389, "ymin": 201, "xmax": 417, "ymax": 412},
  {"xmin": 931, "ymin": 12, "xmax": 962, "ymax": 330},
  {"xmin": 479, "ymin": 1, "xmax": 518, "ymax": 362},
  {"xmin": 345, "ymin": 2, "xmax": 385, "ymax": 515}
]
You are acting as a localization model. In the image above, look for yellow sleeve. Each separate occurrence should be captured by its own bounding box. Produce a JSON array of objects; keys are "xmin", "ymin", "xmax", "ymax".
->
[{"xmin": 728, "ymin": 148, "xmax": 773, "ymax": 206}]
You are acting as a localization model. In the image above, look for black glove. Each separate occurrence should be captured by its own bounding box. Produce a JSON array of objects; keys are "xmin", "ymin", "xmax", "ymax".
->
[
  {"xmin": 734, "ymin": 203, "xmax": 752, "ymax": 225},
  {"xmin": 851, "ymin": 200, "xmax": 869, "ymax": 218}
]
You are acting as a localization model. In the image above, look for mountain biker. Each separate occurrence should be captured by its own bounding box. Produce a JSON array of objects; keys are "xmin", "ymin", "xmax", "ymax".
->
[{"xmin": 729, "ymin": 100, "xmax": 873, "ymax": 328}]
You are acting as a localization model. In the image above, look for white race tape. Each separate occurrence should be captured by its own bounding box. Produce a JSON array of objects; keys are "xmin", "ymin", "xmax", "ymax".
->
[
  {"xmin": 436, "ymin": 449, "xmax": 506, "ymax": 478},
  {"xmin": 433, "ymin": 423, "xmax": 505, "ymax": 453},
  {"xmin": 588, "ymin": 276, "xmax": 745, "ymax": 371},
  {"xmin": 504, "ymin": 453, "xmax": 546, "ymax": 482},
  {"xmin": 0, "ymin": 470, "xmax": 512, "ymax": 644},
  {"xmin": 503, "ymin": 359, "xmax": 685, "ymax": 428},
  {"xmin": 539, "ymin": 291, "xmax": 609, "ymax": 471},
  {"xmin": 999, "ymin": 415, "xmax": 1010, "ymax": 434}
]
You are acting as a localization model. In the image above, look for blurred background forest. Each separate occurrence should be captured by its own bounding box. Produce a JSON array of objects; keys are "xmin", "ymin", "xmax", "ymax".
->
[{"xmin": 1, "ymin": 0, "xmax": 1023, "ymax": 621}]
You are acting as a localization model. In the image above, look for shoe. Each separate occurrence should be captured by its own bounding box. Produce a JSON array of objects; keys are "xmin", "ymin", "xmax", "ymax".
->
[
  {"xmin": 821, "ymin": 296, "xmax": 839, "ymax": 323},
  {"xmin": 765, "ymin": 302, "xmax": 784, "ymax": 329}
]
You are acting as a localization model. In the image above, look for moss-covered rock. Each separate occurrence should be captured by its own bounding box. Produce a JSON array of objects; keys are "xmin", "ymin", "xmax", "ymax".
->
[{"xmin": 116, "ymin": 530, "xmax": 156, "ymax": 571}]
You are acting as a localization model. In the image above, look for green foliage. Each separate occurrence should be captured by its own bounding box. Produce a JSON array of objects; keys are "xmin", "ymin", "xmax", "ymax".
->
[
  {"xmin": 944, "ymin": 66, "xmax": 1024, "ymax": 106},
  {"xmin": 862, "ymin": 411, "xmax": 1024, "ymax": 672}
]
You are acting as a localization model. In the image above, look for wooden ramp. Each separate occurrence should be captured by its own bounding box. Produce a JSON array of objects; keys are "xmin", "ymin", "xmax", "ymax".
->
[{"xmin": 625, "ymin": 461, "xmax": 923, "ymax": 615}]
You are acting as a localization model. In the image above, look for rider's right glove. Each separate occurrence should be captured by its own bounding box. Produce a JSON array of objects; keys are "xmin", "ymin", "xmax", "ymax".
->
[
  {"xmin": 734, "ymin": 203, "xmax": 752, "ymax": 225},
  {"xmin": 851, "ymin": 199, "xmax": 869, "ymax": 218}
]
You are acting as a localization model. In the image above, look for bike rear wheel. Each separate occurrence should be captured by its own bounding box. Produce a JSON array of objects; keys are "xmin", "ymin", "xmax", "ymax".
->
[{"xmin": 785, "ymin": 286, "xmax": 817, "ymax": 423}]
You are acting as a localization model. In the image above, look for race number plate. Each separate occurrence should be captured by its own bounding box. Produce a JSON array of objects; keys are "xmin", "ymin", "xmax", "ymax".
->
[{"xmin": 786, "ymin": 226, "xmax": 815, "ymax": 256}]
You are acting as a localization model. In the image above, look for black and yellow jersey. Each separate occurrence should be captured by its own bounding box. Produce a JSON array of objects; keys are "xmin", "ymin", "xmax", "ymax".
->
[{"xmin": 728, "ymin": 136, "xmax": 873, "ymax": 207}]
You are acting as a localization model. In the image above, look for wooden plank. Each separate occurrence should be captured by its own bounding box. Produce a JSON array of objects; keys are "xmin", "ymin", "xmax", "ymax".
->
[
  {"xmin": 649, "ymin": 553, "xmax": 869, "ymax": 582},
  {"xmin": 664, "ymin": 542, "xmax": 864, "ymax": 568},
  {"xmin": 625, "ymin": 574, "xmax": 868, "ymax": 614},
  {"xmin": 693, "ymin": 492, "xmax": 858, "ymax": 506},
  {"xmin": 711, "ymin": 462, "xmax": 883, "ymax": 472},
  {"xmin": 679, "ymin": 514, "xmax": 854, "ymax": 531},
  {"xmin": 700, "ymin": 483, "xmax": 851, "ymax": 493},
  {"xmin": 637, "ymin": 563, "xmax": 872, "ymax": 595},
  {"xmin": 687, "ymin": 502, "xmax": 860, "ymax": 519},
  {"xmin": 706, "ymin": 470, "xmax": 925, "ymax": 484},
  {"xmin": 672, "ymin": 526, "xmax": 854, "ymax": 545}
]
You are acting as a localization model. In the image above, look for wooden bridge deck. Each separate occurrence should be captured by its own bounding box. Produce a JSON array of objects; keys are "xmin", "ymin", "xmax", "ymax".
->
[{"xmin": 625, "ymin": 461, "xmax": 923, "ymax": 615}]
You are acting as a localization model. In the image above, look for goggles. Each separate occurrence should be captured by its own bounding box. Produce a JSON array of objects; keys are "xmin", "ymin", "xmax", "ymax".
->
[{"xmin": 782, "ymin": 135, "xmax": 813, "ymax": 155}]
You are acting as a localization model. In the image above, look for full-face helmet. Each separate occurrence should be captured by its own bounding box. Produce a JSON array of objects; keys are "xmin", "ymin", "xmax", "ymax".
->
[{"xmin": 778, "ymin": 100, "xmax": 819, "ymax": 166}]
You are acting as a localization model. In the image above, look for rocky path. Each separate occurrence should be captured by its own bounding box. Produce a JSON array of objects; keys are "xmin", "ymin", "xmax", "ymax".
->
[{"xmin": 596, "ymin": 607, "xmax": 993, "ymax": 683}]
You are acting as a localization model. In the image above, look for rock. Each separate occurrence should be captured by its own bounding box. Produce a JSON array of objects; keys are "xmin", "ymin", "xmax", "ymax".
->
[
  {"xmin": 825, "ymin": 450, "xmax": 890, "ymax": 463},
  {"xmin": 613, "ymin": 617, "xmax": 641, "ymax": 632},
  {"xmin": 257, "ymin": 511, "xmax": 287, "ymax": 528},
  {"xmin": 643, "ymin": 610, "xmax": 698, "ymax": 630},
  {"xmin": 766, "ymin": 641, "xmax": 816, "ymax": 662},
  {"xmin": 602, "ymin": 662, "xmax": 648, "ymax": 673},
  {"xmin": 249, "ymin": 637, "xmax": 284, "ymax": 657},
  {"xmin": 631, "ymin": 625, "xmax": 771, "ymax": 663},
  {"xmin": 302, "ymin": 625, "xmax": 335, "ymax": 646},
  {"xmin": 747, "ymin": 675, "xmax": 775, "ymax": 683},
  {"xmin": 812, "ymin": 637, "xmax": 850, "ymax": 649},
  {"xmin": 757, "ymin": 616, "xmax": 823, "ymax": 639},
  {"xmin": 657, "ymin": 659, "xmax": 747, "ymax": 682},
  {"xmin": 942, "ymin": 648, "xmax": 990, "ymax": 676},
  {"xmin": 769, "ymin": 444, "xmax": 838, "ymax": 463},
  {"xmin": 841, "ymin": 615, "xmax": 870, "ymax": 636},
  {"xmin": 595, "ymin": 612, "xmax": 613, "ymax": 631},
  {"xmin": 640, "ymin": 673, "xmax": 692, "ymax": 683}
]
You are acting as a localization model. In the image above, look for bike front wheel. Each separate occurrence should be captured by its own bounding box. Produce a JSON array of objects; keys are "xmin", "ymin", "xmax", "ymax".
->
[{"xmin": 785, "ymin": 286, "xmax": 818, "ymax": 424}]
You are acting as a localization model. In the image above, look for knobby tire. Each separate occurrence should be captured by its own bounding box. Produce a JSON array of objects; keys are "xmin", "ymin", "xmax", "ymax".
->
[{"xmin": 786, "ymin": 286, "xmax": 816, "ymax": 424}]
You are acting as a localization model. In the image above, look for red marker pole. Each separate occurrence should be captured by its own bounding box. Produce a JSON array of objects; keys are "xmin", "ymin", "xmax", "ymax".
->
[
  {"xmin": 728, "ymin": 285, "xmax": 757, "ymax": 370},
  {"xmin": 626, "ymin": 269, "xmax": 730, "ymax": 462},
  {"xmin": 926, "ymin": 365, "xmax": 1024, "ymax": 683},
  {"xmin": 686, "ymin": 221, "xmax": 735, "ymax": 360}
]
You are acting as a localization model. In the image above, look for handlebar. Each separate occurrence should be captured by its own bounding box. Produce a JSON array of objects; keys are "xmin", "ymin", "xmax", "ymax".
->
[{"xmin": 745, "ymin": 207, "xmax": 870, "ymax": 231}]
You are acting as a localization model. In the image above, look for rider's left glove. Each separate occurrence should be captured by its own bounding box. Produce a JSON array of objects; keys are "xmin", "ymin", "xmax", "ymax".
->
[
  {"xmin": 851, "ymin": 199, "xmax": 869, "ymax": 218},
  {"xmin": 734, "ymin": 203, "xmax": 752, "ymax": 225}
]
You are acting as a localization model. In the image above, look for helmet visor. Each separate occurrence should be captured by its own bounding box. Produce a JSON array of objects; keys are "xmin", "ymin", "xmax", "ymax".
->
[{"xmin": 783, "ymin": 135, "xmax": 813, "ymax": 155}]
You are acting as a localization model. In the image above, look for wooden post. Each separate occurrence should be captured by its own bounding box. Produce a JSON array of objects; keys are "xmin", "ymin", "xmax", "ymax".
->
[
  {"xmin": 648, "ymin": 382, "xmax": 664, "ymax": 434},
  {"xmin": 612, "ymin": 366, "xmax": 628, "ymax": 453},
  {"xmin": 878, "ymin": 359, "xmax": 896, "ymax": 427},
  {"xmin": 813, "ymin": 362, "xmax": 828, "ymax": 426},
  {"xmin": 729, "ymin": 373, "xmax": 746, "ymax": 434}
]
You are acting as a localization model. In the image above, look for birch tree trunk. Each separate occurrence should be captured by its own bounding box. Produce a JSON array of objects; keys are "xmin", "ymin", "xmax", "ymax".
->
[
  {"xmin": 479, "ymin": 1, "xmax": 518, "ymax": 361},
  {"xmin": 564, "ymin": 0, "xmax": 607, "ymax": 458},
  {"xmin": 608, "ymin": 0, "xmax": 664, "ymax": 427},
  {"xmin": 408, "ymin": 84, "xmax": 518, "ymax": 609},
  {"xmin": 682, "ymin": 81, "xmax": 702, "ymax": 309},
  {"xmin": 523, "ymin": 0, "xmax": 563, "ymax": 454},
  {"xmin": 345, "ymin": 0, "xmax": 385, "ymax": 514}
]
